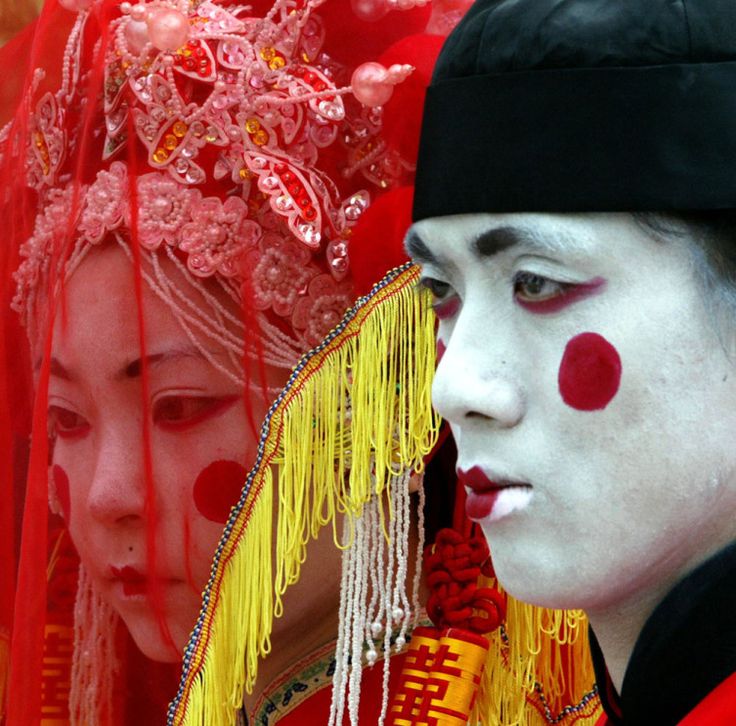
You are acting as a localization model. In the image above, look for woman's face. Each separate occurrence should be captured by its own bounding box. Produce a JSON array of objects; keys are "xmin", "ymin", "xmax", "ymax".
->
[
  {"xmin": 48, "ymin": 244, "xmax": 269, "ymax": 661},
  {"xmin": 409, "ymin": 212, "xmax": 736, "ymax": 616}
]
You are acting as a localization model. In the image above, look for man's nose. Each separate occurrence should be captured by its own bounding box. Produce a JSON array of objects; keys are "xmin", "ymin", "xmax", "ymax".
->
[
  {"xmin": 432, "ymin": 310, "xmax": 526, "ymax": 429},
  {"xmin": 87, "ymin": 426, "xmax": 147, "ymax": 526}
]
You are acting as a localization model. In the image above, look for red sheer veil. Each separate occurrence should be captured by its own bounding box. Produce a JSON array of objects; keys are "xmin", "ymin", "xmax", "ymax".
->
[{"xmin": 0, "ymin": 1, "xmax": 446, "ymax": 722}]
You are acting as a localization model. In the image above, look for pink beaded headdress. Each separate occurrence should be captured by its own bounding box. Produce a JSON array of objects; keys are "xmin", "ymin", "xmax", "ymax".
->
[{"xmin": 8, "ymin": 0, "xmax": 426, "ymax": 366}]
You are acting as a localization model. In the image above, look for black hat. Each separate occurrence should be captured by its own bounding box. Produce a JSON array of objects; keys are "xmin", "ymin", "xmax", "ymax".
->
[{"xmin": 413, "ymin": 0, "xmax": 736, "ymax": 220}]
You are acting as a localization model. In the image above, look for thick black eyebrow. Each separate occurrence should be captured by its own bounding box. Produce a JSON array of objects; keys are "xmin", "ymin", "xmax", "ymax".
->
[
  {"xmin": 472, "ymin": 226, "xmax": 526, "ymax": 258},
  {"xmin": 404, "ymin": 229, "xmax": 440, "ymax": 266},
  {"xmin": 406, "ymin": 224, "xmax": 556, "ymax": 268},
  {"xmin": 123, "ymin": 352, "xmax": 168, "ymax": 379}
]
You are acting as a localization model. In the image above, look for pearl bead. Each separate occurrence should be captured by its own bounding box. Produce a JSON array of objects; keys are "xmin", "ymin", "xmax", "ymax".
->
[
  {"xmin": 395, "ymin": 636, "xmax": 406, "ymax": 649},
  {"xmin": 366, "ymin": 648, "xmax": 378, "ymax": 664},
  {"xmin": 59, "ymin": 0, "xmax": 92, "ymax": 10},
  {"xmin": 125, "ymin": 18, "xmax": 150, "ymax": 54},
  {"xmin": 152, "ymin": 197, "xmax": 171, "ymax": 214},
  {"xmin": 351, "ymin": 62, "xmax": 393, "ymax": 107},
  {"xmin": 130, "ymin": 3, "xmax": 147, "ymax": 21},
  {"xmin": 350, "ymin": 0, "xmax": 388, "ymax": 22},
  {"xmin": 370, "ymin": 621, "xmax": 382, "ymax": 636},
  {"xmin": 120, "ymin": 2, "xmax": 132, "ymax": 13},
  {"xmin": 392, "ymin": 606, "xmax": 404, "ymax": 620},
  {"xmin": 147, "ymin": 8, "xmax": 190, "ymax": 52}
]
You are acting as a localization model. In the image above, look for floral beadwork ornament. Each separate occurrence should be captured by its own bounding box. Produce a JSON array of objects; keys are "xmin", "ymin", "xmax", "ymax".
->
[
  {"xmin": 246, "ymin": 232, "xmax": 318, "ymax": 318},
  {"xmin": 292, "ymin": 274, "xmax": 354, "ymax": 347},
  {"xmin": 180, "ymin": 197, "xmax": 260, "ymax": 277},
  {"xmin": 13, "ymin": 0, "xmax": 420, "ymax": 339}
]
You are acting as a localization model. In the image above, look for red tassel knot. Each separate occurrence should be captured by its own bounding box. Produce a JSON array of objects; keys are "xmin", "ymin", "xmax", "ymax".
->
[{"xmin": 424, "ymin": 528, "xmax": 506, "ymax": 634}]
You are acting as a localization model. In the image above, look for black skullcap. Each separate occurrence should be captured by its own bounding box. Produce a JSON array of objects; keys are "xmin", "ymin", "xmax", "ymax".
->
[{"xmin": 413, "ymin": 0, "xmax": 736, "ymax": 220}]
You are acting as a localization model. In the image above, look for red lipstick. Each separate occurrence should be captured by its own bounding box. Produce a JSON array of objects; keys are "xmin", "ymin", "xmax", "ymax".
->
[
  {"xmin": 111, "ymin": 566, "xmax": 147, "ymax": 597},
  {"xmin": 458, "ymin": 467, "xmax": 502, "ymax": 520},
  {"xmin": 457, "ymin": 467, "xmax": 531, "ymax": 521}
]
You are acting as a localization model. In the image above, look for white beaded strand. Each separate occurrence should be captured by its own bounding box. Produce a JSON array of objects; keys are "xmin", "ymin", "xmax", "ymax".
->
[
  {"xmin": 328, "ymin": 514, "xmax": 355, "ymax": 726},
  {"xmin": 392, "ymin": 472, "xmax": 413, "ymax": 651},
  {"xmin": 412, "ymin": 474, "xmax": 426, "ymax": 629},
  {"xmin": 69, "ymin": 565, "xmax": 119, "ymax": 726},
  {"xmin": 347, "ymin": 504, "xmax": 371, "ymax": 724},
  {"xmin": 364, "ymin": 497, "xmax": 383, "ymax": 658}
]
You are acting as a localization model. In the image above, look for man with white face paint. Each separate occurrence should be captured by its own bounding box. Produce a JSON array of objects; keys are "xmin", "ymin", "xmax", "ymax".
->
[{"xmin": 407, "ymin": 0, "xmax": 736, "ymax": 723}]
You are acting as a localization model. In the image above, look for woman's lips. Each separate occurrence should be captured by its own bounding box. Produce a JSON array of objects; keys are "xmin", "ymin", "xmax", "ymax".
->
[
  {"xmin": 457, "ymin": 466, "xmax": 533, "ymax": 522},
  {"xmin": 110, "ymin": 566, "xmax": 182, "ymax": 598},
  {"xmin": 111, "ymin": 565, "xmax": 148, "ymax": 597}
]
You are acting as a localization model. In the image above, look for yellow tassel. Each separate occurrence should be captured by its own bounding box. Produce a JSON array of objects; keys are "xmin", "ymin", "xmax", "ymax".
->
[
  {"xmin": 168, "ymin": 264, "xmax": 441, "ymax": 725},
  {"xmin": 472, "ymin": 583, "xmax": 601, "ymax": 725}
]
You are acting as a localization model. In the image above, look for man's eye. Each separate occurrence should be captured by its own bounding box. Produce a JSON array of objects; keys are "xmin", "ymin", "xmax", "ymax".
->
[
  {"xmin": 48, "ymin": 406, "xmax": 90, "ymax": 440},
  {"xmin": 153, "ymin": 396, "xmax": 238, "ymax": 430},
  {"xmin": 513, "ymin": 272, "xmax": 566, "ymax": 301},
  {"xmin": 419, "ymin": 276, "xmax": 453, "ymax": 301},
  {"xmin": 419, "ymin": 277, "xmax": 460, "ymax": 320}
]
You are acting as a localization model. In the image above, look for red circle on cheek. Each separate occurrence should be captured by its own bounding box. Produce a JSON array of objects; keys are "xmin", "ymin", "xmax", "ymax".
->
[
  {"xmin": 193, "ymin": 460, "xmax": 248, "ymax": 524},
  {"xmin": 53, "ymin": 465, "xmax": 71, "ymax": 524},
  {"xmin": 558, "ymin": 332, "xmax": 622, "ymax": 411}
]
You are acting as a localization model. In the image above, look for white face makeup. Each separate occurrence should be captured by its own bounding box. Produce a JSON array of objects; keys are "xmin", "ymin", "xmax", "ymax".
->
[{"xmin": 409, "ymin": 212, "xmax": 736, "ymax": 617}]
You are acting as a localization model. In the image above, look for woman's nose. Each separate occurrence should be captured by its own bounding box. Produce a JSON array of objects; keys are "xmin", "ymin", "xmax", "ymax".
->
[
  {"xmin": 432, "ymin": 319, "xmax": 526, "ymax": 429},
  {"xmin": 87, "ymin": 427, "xmax": 146, "ymax": 525}
]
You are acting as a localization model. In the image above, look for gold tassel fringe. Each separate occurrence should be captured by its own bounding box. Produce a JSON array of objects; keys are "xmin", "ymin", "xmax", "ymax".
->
[
  {"xmin": 168, "ymin": 264, "xmax": 440, "ymax": 725},
  {"xmin": 472, "ymin": 585, "xmax": 601, "ymax": 725}
]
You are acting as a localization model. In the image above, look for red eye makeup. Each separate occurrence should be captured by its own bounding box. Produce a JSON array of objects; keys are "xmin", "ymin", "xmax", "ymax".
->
[
  {"xmin": 154, "ymin": 395, "xmax": 239, "ymax": 432},
  {"xmin": 48, "ymin": 405, "xmax": 91, "ymax": 440},
  {"xmin": 433, "ymin": 297, "xmax": 461, "ymax": 320},
  {"xmin": 515, "ymin": 275, "xmax": 607, "ymax": 314},
  {"xmin": 418, "ymin": 277, "xmax": 461, "ymax": 321}
]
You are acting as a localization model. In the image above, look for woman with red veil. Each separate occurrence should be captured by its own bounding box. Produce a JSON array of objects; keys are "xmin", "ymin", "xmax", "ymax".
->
[{"xmin": 0, "ymin": 1, "xmax": 600, "ymax": 724}]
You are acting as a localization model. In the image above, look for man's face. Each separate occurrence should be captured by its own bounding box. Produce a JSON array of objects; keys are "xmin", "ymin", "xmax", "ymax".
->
[{"xmin": 409, "ymin": 212, "xmax": 736, "ymax": 615}]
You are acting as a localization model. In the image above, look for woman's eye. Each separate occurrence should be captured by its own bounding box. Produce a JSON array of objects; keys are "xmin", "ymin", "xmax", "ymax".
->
[
  {"xmin": 48, "ymin": 406, "xmax": 90, "ymax": 440},
  {"xmin": 153, "ymin": 395, "xmax": 238, "ymax": 430},
  {"xmin": 513, "ymin": 272, "xmax": 567, "ymax": 302}
]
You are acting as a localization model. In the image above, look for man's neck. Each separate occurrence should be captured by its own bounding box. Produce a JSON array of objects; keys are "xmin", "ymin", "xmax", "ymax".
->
[
  {"xmin": 586, "ymin": 588, "xmax": 663, "ymax": 694},
  {"xmin": 585, "ymin": 535, "xmax": 735, "ymax": 693}
]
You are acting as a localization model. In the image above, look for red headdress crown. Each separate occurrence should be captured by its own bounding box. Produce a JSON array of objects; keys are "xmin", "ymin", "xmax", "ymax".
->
[{"xmin": 8, "ymin": 0, "xmax": 429, "ymax": 355}]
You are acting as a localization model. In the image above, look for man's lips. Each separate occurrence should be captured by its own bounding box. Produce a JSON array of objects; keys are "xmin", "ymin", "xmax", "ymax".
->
[{"xmin": 457, "ymin": 466, "xmax": 532, "ymax": 521}]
